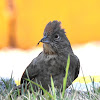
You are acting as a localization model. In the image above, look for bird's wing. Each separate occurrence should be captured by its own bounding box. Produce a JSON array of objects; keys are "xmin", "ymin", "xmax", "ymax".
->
[
  {"xmin": 74, "ymin": 57, "xmax": 80, "ymax": 80},
  {"xmin": 21, "ymin": 58, "xmax": 39, "ymax": 84}
]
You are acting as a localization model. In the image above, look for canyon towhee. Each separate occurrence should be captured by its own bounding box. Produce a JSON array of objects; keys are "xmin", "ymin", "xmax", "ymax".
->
[{"xmin": 21, "ymin": 20, "xmax": 80, "ymax": 91}]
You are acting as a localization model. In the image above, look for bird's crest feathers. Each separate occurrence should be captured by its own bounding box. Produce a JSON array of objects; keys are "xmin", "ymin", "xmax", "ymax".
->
[{"xmin": 44, "ymin": 20, "xmax": 65, "ymax": 35}]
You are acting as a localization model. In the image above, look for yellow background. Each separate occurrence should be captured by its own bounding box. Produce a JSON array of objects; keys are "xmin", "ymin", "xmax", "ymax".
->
[{"xmin": 0, "ymin": 0, "xmax": 100, "ymax": 49}]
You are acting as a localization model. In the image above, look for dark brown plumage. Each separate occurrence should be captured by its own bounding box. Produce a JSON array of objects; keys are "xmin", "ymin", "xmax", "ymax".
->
[{"xmin": 21, "ymin": 20, "xmax": 80, "ymax": 91}]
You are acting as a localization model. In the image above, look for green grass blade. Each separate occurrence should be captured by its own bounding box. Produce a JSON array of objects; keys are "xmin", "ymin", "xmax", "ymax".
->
[
  {"xmin": 81, "ymin": 67, "xmax": 90, "ymax": 97},
  {"xmin": 62, "ymin": 54, "xmax": 70, "ymax": 98},
  {"xmin": 51, "ymin": 76, "xmax": 56, "ymax": 100},
  {"xmin": 25, "ymin": 69, "xmax": 36, "ymax": 100},
  {"xmin": 25, "ymin": 78, "xmax": 54, "ymax": 99},
  {"xmin": 17, "ymin": 88, "xmax": 20, "ymax": 97},
  {"xmin": 89, "ymin": 76, "xmax": 95, "ymax": 93}
]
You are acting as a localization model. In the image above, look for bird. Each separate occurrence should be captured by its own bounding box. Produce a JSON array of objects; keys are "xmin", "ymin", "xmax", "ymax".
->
[{"xmin": 20, "ymin": 20, "xmax": 80, "ymax": 91}]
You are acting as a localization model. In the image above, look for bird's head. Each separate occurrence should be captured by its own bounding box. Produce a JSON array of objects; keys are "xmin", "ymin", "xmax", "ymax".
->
[{"xmin": 38, "ymin": 20, "xmax": 72, "ymax": 55}]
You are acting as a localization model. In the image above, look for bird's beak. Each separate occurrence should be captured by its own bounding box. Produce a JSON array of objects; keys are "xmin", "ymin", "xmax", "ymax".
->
[{"xmin": 37, "ymin": 35, "xmax": 50, "ymax": 45}]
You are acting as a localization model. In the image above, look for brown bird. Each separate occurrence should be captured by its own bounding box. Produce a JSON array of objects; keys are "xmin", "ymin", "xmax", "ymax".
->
[{"xmin": 21, "ymin": 20, "xmax": 80, "ymax": 91}]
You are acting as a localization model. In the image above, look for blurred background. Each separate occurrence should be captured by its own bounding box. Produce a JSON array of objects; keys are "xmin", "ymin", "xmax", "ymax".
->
[
  {"xmin": 0, "ymin": 0, "xmax": 100, "ymax": 89},
  {"xmin": 0, "ymin": 0, "xmax": 100, "ymax": 49}
]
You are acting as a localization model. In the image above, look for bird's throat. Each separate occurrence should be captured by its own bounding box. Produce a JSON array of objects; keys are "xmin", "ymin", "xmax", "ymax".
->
[{"xmin": 43, "ymin": 44, "xmax": 56, "ymax": 55}]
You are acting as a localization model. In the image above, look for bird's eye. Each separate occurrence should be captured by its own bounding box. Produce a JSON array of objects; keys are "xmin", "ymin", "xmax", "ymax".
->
[{"xmin": 54, "ymin": 34, "xmax": 59, "ymax": 39}]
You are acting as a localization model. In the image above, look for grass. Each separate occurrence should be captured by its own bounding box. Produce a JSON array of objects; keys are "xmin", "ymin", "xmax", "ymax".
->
[{"xmin": 0, "ymin": 55, "xmax": 100, "ymax": 100}]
